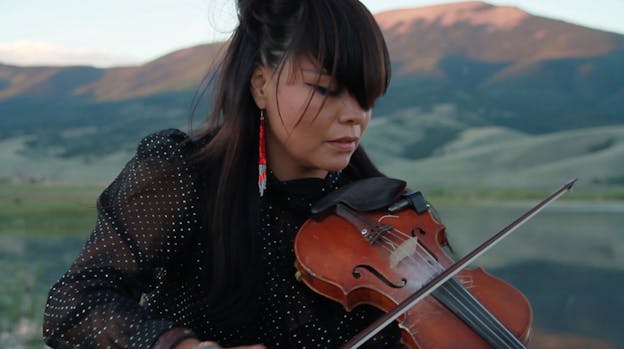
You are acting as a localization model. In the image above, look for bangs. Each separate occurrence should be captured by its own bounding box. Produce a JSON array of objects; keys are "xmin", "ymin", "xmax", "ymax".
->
[{"xmin": 288, "ymin": 0, "xmax": 391, "ymax": 110}]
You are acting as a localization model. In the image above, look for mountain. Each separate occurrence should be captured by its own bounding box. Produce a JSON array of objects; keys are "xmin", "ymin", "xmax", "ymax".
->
[
  {"xmin": 1, "ymin": 1, "xmax": 624, "ymax": 188},
  {"xmin": 3, "ymin": 2, "xmax": 623, "ymax": 103},
  {"xmin": 0, "ymin": 43, "xmax": 224, "ymax": 101},
  {"xmin": 373, "ymin": 1, "xmax": 624, "ymax": 132},
  {"xmin": 377, "ymin": 2, "xmax": 624, "ymax": 72}
]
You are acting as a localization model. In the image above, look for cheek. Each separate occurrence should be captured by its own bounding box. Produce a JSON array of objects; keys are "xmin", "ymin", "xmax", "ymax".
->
[{"xmin": 361, "ymin": 113, "xmax": 371, "ymax": 134}]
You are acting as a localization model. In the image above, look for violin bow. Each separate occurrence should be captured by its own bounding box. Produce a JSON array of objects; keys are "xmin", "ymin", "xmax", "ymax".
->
[{"xmin": 340, "ymin": 178, "xmax": 578, "ymax": 349}]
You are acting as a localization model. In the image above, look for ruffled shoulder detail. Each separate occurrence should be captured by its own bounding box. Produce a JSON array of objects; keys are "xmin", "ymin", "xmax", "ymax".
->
[{"xmin": 135, "ymin": 128, "xmax": 194, "ymax": 162}]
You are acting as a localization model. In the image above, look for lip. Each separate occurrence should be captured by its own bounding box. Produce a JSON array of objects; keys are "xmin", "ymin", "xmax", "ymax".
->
[{"xmin": 327, "ymin": 137, "xmax": 358, "ymax": 152}]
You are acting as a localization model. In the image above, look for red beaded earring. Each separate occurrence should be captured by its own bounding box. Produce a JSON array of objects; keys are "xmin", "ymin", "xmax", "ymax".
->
[{"xmin": 258, "ymin": 109, "xmax": 267, "ymax": 196}]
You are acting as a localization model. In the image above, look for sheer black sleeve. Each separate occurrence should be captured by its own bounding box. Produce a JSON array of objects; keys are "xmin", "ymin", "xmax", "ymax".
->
[{"xmin": 43, "ymin": 129, "xmax": 202, "ymax": 349}]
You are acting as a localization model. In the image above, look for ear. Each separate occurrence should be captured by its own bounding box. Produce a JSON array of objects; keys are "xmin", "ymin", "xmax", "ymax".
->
[{"xmin": 250, "ymin": 64, "xmax": 272, "ymax": 109}]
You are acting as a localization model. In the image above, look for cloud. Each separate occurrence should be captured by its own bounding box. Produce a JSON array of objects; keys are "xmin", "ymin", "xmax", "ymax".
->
[{"xmin": 0, "ymin": 40, "xmax": 138, "ymax": 67}]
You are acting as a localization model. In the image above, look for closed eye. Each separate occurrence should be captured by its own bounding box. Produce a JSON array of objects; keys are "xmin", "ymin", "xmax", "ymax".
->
[{"xmin": 306, "ymin": 83, "xmax": 341, "ymax": 97}]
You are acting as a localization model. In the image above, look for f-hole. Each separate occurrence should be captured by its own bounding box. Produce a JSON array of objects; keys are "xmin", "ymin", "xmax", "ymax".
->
[
  {"xmin": 411, "ymin": 227, "xmax": 427, "ymax": 236},
  {"xmin": 352, "ymin": 264, "xmax": 407, "ymax": 288}
]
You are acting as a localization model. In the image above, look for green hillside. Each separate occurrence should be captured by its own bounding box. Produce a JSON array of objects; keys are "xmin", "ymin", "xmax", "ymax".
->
[
  {"xmin": 363, "ymin": 118, "xmax": 624, "ymax": 195},
  {"xmin": 3, "ymin": 108, "xmax": 623, "ymax": 197}
]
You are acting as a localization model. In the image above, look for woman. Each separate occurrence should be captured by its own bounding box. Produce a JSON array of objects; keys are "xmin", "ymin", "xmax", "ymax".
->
[{"xmin": 43, "ymin": 0, "xmax": 401, "ymax": 348}]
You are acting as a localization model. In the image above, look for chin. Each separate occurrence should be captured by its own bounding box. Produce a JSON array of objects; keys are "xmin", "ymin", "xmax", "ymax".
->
[{"xmin": 323, "ymin": 159, "xmax": 351, "ymax": 173}]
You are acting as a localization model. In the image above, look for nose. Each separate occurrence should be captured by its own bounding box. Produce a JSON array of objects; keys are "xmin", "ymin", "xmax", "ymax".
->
[{"xmin": 338, "ymin": 94, "xmax": 368, "ymax": 125}]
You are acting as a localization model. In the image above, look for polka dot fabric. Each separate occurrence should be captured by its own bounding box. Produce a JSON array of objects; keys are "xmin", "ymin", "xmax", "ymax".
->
[{"xmin": 43, "ymin": 129, "xmax": 403, "ymax": 348}]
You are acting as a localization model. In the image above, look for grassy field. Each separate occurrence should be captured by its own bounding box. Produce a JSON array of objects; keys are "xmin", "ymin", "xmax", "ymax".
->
[
  {"xmin": 0, "ymin": 183, "xmax": 99, "ymax": 348},
  {"xmin": 0, "ymin": 183, "xmax": 100, "ymax": 235}
]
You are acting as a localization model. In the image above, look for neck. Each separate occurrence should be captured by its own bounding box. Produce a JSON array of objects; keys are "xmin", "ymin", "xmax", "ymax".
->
[
  {"xmin": 269, "ymin": 163, "xmax": 328, "ymax": 181},
  {"xmin": 266, "ymin": 135, "xmax": 328, "ymax": 181}
]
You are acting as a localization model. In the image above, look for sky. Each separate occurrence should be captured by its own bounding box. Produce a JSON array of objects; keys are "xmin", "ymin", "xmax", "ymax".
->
[{"xmin": 1, "ymin": 0, "xmax": 623, "ymax": 67}]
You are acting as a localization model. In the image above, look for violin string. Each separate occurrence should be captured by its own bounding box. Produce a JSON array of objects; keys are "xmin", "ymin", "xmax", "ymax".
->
[
  {"xmin": 384, "ymin": 237, "xmax": 518, "ymax": 348},
  {"xmin": 434, "ymin": 280, "xmax": 514, "ymax": 348},
  {"xmin": 390, "ymin": 232, "xmax": 521, "ymax": 349},
  {"xmin": 442, "ymin": 278, "xmax": 526, "ymax": 348},
  {"xmin": 377, "ymin": 229, "xmax": 443, "ymax": 287},
  {"xmin": 375, "ymin": 225, "xmax": 523, "ymax": 348},
  {"xmin": 397, "ymin": 225, "xmax": 527, "ymax": 349},
  {"xmin": 439, "ymin": 274, "xmax": 526, "ymax": 348}
]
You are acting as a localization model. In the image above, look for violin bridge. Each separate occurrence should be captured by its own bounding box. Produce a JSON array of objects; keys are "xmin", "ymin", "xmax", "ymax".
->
[{"xmin": 389, "ymin": 237, "xmax": 419, "ymax": 269}]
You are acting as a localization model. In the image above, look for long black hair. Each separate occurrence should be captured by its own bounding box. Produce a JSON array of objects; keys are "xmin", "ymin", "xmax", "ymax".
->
[{"xmin": 190, "ymin": 0, "xmax": 391, "ymax": 323}]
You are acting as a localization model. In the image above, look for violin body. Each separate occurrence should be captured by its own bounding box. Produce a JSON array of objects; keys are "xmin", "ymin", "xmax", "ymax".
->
[{"xmin": 294, "ymin": 203, "xmax": 532, "ymax": 348}]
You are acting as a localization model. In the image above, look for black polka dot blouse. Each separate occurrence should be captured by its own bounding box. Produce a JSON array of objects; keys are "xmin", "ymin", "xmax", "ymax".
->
[{"xmin": 43, "ymin": 129, "xmax": 402, "ymax": 348}]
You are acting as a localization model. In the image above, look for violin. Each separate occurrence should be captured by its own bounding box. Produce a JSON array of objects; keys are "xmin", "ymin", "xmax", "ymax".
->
[{"xmin": 294, "ymin": 177, "xmax": 575, "ymax": 348}]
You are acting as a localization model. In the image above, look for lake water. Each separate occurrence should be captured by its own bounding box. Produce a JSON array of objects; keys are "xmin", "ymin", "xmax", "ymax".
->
[
  {"xmin": 436, "ymin": 201, "xmax": 624, "ymax": 271},
  {"xmin": 435, "ymin": 201, "xmax": 624, "ymax": 348}
]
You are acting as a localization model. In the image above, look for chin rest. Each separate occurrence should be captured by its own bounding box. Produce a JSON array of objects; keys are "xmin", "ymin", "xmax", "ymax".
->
[{"xmin": 311, "ymin": 177, "xmax": 406, "ymax": 219}]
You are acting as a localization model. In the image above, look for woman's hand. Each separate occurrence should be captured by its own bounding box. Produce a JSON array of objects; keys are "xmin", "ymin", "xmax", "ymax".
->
[{"xmin": 175, "ymin": 338, "xmax": 266, "ymax": 349}]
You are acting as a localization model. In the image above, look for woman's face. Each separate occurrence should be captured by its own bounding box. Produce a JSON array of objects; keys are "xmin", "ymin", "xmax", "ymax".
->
[{"xmin": 251, "ymin": 57, "xmax": 372, "ymax": 180}]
